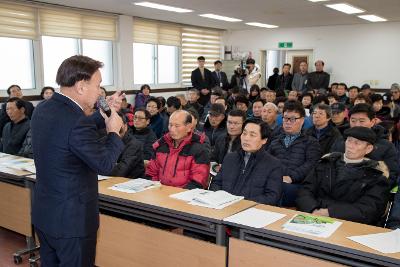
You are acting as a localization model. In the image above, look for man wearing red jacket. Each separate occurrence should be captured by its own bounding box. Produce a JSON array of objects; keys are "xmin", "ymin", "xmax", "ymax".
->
[{"xmin": 146, "ymin": 110, "xmax": 210, "ymax": 189}]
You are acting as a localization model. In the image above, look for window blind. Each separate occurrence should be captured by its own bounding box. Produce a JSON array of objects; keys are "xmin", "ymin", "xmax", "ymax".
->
[
  {"xmin": 133, "ymin": 18, "xmax": 181, "ymax": 46},
  {"xmin": 0, "ymin": 3, "xmax": 37, "ymax": 39},
  {"xmin": 181, "ymin": 27, "xmax": 222, "ymax": 86},
  {"xmin": 39, "ymin": 8, "xmax": 117, "ymax": 40}
]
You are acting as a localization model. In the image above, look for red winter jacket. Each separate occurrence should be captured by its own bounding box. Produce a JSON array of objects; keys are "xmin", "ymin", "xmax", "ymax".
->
[{"xmin": 145, "ymin": 131, "xmax": 210, "ymax": 188}]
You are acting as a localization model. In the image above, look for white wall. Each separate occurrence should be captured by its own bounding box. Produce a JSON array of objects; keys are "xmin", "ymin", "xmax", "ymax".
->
[{"xmin": 224, "ymin": 22, "xmax": 400, "ymax": 88}]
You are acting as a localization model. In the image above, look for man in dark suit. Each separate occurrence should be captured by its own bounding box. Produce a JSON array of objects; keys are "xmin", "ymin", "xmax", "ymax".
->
[
  {"xmin": 31, "ymin": 55, "xmax": 125, "ymax": 266},
  {"xmin": 191, "ymin": 56, "xmax": 215, "ymax": 106},
  {"xmin": 211, "ymin": 60, "xmax": 229, "ymax": 91}
]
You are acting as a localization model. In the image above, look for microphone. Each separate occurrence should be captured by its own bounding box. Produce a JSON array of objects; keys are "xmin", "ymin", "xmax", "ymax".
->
[{"xmin": 98, "ymin": 96, "xmax": 111, "ymax": 117}]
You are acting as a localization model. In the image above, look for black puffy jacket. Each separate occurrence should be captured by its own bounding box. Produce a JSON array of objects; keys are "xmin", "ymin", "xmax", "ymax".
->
[
  {"xmin": 297, "ymin": 153, "xmax": 390, "ymax": 225},
  {"xmin": 210, "ymin": 148, "xmax": 282, "ymax": 205}
]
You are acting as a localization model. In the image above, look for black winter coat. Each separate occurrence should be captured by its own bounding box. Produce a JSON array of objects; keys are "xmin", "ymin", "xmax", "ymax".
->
[
  {"xmin": 297, "ymin": 153, "xmax": 390, "ymax": 225},
  {"xmin": 211, "ymin": 134, "xmax": 241, "ymax": 164},
  {"xmin": 267, "ymin": 132, "xmax": 321, "ymax": 183},
  {"xmin": 305, "ymin": 123, "xmax": 342, "ymax": 155},
  {"xmin": 210, "ymin": 148, "xmax": 282, "ymax": 205},
  {"xmin": 110, "ymin": 132, "xmax": 145, "ymax": 178},
  {"xmin": 203, "ymin": 117, "xmax": 227, "ymax": 147},
  {"xmin": 131, "ymin": 126, "xmax": 157, "ymax": 160}
]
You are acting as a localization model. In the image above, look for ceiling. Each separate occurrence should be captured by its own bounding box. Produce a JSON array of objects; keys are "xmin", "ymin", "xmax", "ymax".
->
[{"xmin": 31, "ymin": 0, "xmax": 400, "ymax": 30}]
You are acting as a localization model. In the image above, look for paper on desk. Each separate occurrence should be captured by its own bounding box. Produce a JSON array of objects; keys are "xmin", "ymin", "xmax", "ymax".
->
[
  {"xmin": 188, "ymin": 190, "xmax": 244, "ymax": 209},
  {"xmin": 109, "ymin": 178, "xmax": 160, "ymax": 193},
  {"xmin": 348, "ymin": 229, "xmax": 400, "ymax": 254},
  {"xmin": 223, "ymin": 208, "xmax": 286, "ymax": 228},
  {"xmin": 170, "ymin": 188, "xmax": 209, "ymax": 202}
]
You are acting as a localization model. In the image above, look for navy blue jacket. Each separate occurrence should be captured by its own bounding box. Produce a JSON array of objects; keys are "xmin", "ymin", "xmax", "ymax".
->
[
  {"xmin": 267, "ymin": 132, "xmax": 321, "ymax": 183},
  {"xmin": 210, "ymin": 149, "xmax": 282, "ymax": 205},
  {"xmin": 31, "ymin": 93, "xmax": 124, "ymax": 238}
]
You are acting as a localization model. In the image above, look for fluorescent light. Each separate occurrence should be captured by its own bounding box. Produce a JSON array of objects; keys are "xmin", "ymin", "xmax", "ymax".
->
[
  {"xmin": 308, "ymin": 0, "xmax": 329, "ymax": 2},
  {"xmin": 134, "ymin": 2, "xmax": 192, "ymax": 13},
  {"xmin": 326, "ymin": 3, "xmax": 365, "ymax": 14},
  {"xmin": 358, "ymin": 15, "xmax": 387, "ymax": 22},
  {"xmin": 199, "ymin": 14, "xmax": 242, "ymax": 22},
  {"xmin": 246, "ymin": 22, "xmax": 278, "ymax": 28}
]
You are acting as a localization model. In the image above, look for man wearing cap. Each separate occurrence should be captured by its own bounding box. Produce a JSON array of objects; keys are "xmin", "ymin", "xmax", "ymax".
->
[
  {"xmin": 212, "ymin": 60, "xmax": 229, "ymax": 91},
  {"xmin": 331, "ymin": 102, "xmax": 349, "ymax": 135},
  {"xmin": 297, "ymin": 127, "xmax": 390, "ymax": 225},
  {"xmin": 331, "ymin": 103, "xmax": 399, "ymax": 187},
  {"xmin": 203, "ymin": 103, "xmax": 227, "ymax": 148}
]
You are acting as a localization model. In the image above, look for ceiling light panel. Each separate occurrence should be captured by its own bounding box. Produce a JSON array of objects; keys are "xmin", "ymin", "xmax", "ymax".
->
[
  {"xmin": 134, "ymin": 2, "xmax": 193, "ymax": 13},
  {"xmin": 199, "ymin": 14, "xmax": 242, "ymax": 22},
  {"xmin": 326, "ymin": 3, "xmax": 365, "ymax": 14}
]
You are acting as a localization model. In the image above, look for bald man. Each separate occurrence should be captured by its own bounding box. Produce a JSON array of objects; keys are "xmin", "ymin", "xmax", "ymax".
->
[{"xmin": 146, "ymin": 110, "xmax": 210, "ymax": 189}]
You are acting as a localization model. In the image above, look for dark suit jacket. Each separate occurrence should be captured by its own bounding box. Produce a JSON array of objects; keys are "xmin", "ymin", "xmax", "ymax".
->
[
  {"xmin": 191, "ymin": 68, "xmax": 215, "ymax": 90},
  {"xmin": 31, "ymin": 93, "xmax": 124, "ymax": 238},
  {"xmin": 211, "ymin": 71, "xmax": 229, "ymax": 90}
]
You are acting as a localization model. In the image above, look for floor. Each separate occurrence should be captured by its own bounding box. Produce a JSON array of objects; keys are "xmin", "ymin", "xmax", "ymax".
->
[{"xmin": 0, "ymin": 227, "xmax": 37, "ymax": 267}]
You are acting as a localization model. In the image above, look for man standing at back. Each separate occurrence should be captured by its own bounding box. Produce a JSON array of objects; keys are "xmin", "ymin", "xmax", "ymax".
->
[
  {"xmin": 307, "ymin": 60, "xmax": 330, "ymax": 90},
  {"xmin": 31, "ymin": 55, "xmax": 124, "ymax": 266}
]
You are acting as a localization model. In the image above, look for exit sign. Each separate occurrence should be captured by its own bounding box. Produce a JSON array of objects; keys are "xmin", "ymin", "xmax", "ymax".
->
[{"xmin": 279, "ymin": 42, "xmax": 293, "ymax": 48}]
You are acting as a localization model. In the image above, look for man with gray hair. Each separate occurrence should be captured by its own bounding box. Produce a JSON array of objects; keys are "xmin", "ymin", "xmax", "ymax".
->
[
  {"xmin": 306, "ymin": 103, "xmax": 342, "ymax": 155},
  {"xmin": 390, "ymin": 83, "xmax": 400, "ymax": 106}
]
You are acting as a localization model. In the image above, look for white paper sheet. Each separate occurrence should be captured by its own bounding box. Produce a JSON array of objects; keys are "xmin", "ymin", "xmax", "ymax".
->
[
  {"xmin": 169, "ymin": 188, "xmax": 210, "ymax": 202},
  {"xmin": 283, "ymin": 214, "xmax": 342, "ymax": 238},
  {"xmin": 98, "ymin": 175, "xmax": 110, "ymax": 181},
  {"xmin": 348, "ymin": 229, "xmax": 400, "ymax": 254},
  {"xmin": 109, "ymin": 178, "xmax": 160, "ymax": 193},
  {"xmin": 223, "ymin": 208, "xmax": 286, "ymax": 228}
]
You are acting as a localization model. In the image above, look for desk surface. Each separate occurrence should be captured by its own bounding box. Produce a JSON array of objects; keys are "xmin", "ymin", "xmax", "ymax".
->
[
  {"xmin": 98, "ymin": 177, "xmax": 256, "ymax": 221},
  {"xmin": 247, "ymin": 204, "xmax": 400, "ymax": 261}
]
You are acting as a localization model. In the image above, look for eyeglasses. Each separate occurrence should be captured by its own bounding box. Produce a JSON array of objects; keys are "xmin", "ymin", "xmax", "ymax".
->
[
  {"xmin": 283, "ymin": 117, "xmax": 301, "ymax": 123},
  {"xmin": 227, "ymin": 121, "xmax": 242, "ymax": 126},
  {"xmin": 134, "ymin": 116, "xmax": 146, "ymax": 120}
]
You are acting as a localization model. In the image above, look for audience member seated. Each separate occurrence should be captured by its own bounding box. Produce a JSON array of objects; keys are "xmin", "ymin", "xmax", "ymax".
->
[
  {"xmin": 383, "ymin": 92, "xmax": 400, "ymax": 123},
  {"xmin": 212, "ymin": 109, "xmax": 246, "ymax": 165},
  {"xmin": 306, "ymin": 104, "xmax": 342, "ymax": 155},
  {"xmin": 348, "ymin": 86, "xmax": 360, "ymax": 107},
  {"xmin": 251, "ymin": 98, "xmax": 264, "ymax": 119},
  {"xmin": 300, "ymin": 93, "xmax": 313, "ymax": 115},
  {"xmin": 360, "ymin": 83, "xmax": 373, "ymax": 98},
  {"xmin": 203, "ymin": 103, "xmax": 227, "ymax": 147},
  {"xmin": 146, "ymin": 110, "xmax": 210, "ymax": 189},
  {"xmin": 186, "ymin": 88, "xmax": 204, "ymax": 119},
  {"xmin": 120, "ymin": 97, "xmax": 135, "ymax": 127},
  {"xmin": 274, "ymin": 96, "xmax": 287, "ymax": 114},
  {"xmin": 210, "ymin": 118, "xmax": 282, "ymax": 205},
  {"xmin": 354, "ymin": 93, "xmax": 371, "ymax": 105},
  {"xmin": 0, "ymin": 97, "xmax": 30, "ymax": 155},
  {"xmin": 146, "ymin": 97, "xmax": 165, "ymax": 138},
  {"xmin": 307, "ymin": 60, "xmax": 330, "ymax": 90},
  {"xmin": 331, "ymin": 103, "xmax": 399, "ymax": 188},
  {"xmin": 202, "ymin": 88, "xmax": 223, "ymax": 122},
  {"xmin": 234, "ymin": 95, "xmax": 250, "ymax": 116},
  {"xmin": 335, "ymin": 83, "xmax": 349, "ymax": 105},
  {"xmin": 330, "ymin": 102, "xmax": 349, "ymax": 135},
  {"xmin": 40, "ymin": 86, "xmax": 55, "ymax": 100},
  {"xmin": 261, "ymin": 88, "xmax": 276, "ymax": 103},
  {"xmin": 135, "ymin": 84, "xmax": 151, "ymax": 109},
  {"xmin": 327, "ymin": 92, "xmax": 339, "ymax": 105},
  {"xmin": 248, "ymin": 85, "xmax": 260, "ymax": 103},
  {"xmin": 110, "ymin": 113, "xmax": 145, "ymax": 178},
  {"xmin": 287, "ymin": 90, "xmax": 299, "ymax": 101},
  {"xmin": 261, "ymin": 102, "xmax": 279, "ymax": 131},
  {"xmin": 297, "ymin": 127, "xmax": 390, "ymax": 225},
  {"xmin": 0, "ymin": 85, "xmax": 34, "ymax": 137},
  {"xmin": 370, "ymin": 94, "xmax": 392, "ymax": 123},
  {"xmin": 18, "ymin": 129, "xmax": 33, "ymax": 158},
  {"xmin": 267, "ymin": 100, "xmax": 321, "ymax": 207},
  {"xmin": 227, "ymin": 86, "xmax": 240, "ymax": 111},
  {"xmin": 391, "ymin": 83, "xmax": 400, "ymax": 106},
  {"xmin": 131, "ymin": 108, "xmax": 157, "ymax": 160},
  {"xmin": 330, "ymin": 83, "xmax": 338, "ymax": 94},
  {"xmin": 215, "ymin": 96, "xmax": 229, "ymax": 113},
  {"xmin": 185, "ymin": 107, "xmax": 211, "ymax": 153}
]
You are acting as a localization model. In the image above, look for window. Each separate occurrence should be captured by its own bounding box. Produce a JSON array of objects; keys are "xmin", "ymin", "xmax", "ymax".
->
[
  {"xmin": 133, "ymin": 43, "xmax": 179, "ymax": 85},
  {"xmin": 42, "ymin": 36, "xmax": 79, "ymax": 88},
  {"xmin": 0, "ymin": 37, "xmax": 35, "ymax": 90},
  {"xmin": 42, "ymin": 36, "xmax": 114, "ymax": 87},
  {"xmin": 82, "ymin": 39, "xmax": 114, "ymax": 86}
]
